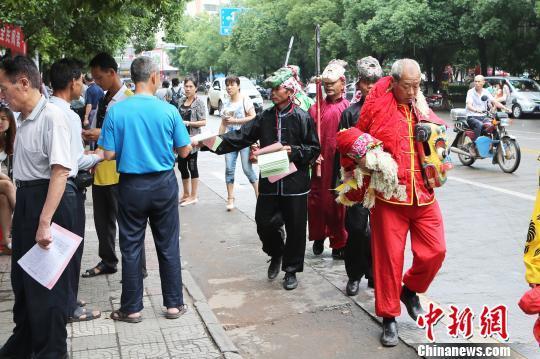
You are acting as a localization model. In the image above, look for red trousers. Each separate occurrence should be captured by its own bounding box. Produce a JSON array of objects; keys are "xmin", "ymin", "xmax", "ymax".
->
[
  {"xmin": 308, "ymin": 176, "xmax": 347, "ymax": 249},
  {"xmin": 371, "ymin": 198, "xmax": 446, "ymax": 318}
]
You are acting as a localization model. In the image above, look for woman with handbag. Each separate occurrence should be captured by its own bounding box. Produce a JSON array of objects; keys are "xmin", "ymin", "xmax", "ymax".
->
[
  {"xmin": 178, "ymin": 77, "xmax": 207, "ymax": 206},
  {"xmin": 219, "ymin": 75, "xmax": 258, "ymax": 211},
  {"xmin": 0, "ymin": 106, "xmax": 16, "ymax": 255}
]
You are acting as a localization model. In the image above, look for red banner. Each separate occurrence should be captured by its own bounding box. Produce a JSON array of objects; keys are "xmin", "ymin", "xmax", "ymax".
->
[{"xmin": 0, "ymin": 23, "xmax": 26, "ymax": 55}]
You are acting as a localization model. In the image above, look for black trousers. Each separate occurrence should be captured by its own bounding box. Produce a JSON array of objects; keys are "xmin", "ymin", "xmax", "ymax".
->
[
  {"xmin": 67, "ymin": 187, "xmax": 85, "ymax": 315},
  {"xmin": 255, "ymin": 194, "xmax": 307, "ymax": 273},
  {"xmin": 1, "ymin": 182, "xmax": 77, "ymax": 359},
  {"xmin": 92, "ymin": 184, "xmax": 119, "ymax": 269},
  {"xmin": 117, "ymin": 171, "xmax": 183, "ymax": 313},
  {"xmin": 178, "ymin": 152, "xmax": 199, "ymax": 179},
  {"xmin": 344, "ymin": 204, "xmax": 372, "ymax": 281}
]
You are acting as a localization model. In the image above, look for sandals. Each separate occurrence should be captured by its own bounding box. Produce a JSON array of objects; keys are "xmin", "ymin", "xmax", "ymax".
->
[
  {"xmin": 110, "ymin": 310, "xmax": 142, "ymax": 323},
  {"xmin": 164, "ymin": 304, "xmax": 188, "ymax": 319},
  {"xmin": 68, "ymin": 306, "xmax": 102, "ymax": 323},
  {"xmin": 82, "ymin": 262, "xmax": 117, "ymax": 278},
  {"xmin": 180, "ymin": 198, "xmax": 198, "ymax": 207},
  {"xmin": 77, "ymin": 299, "xmax": 87, "ymax": 307}
]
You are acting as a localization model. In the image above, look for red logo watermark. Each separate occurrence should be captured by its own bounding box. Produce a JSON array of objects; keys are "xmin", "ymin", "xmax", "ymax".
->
[{"xmin": 417, "ymin": 303, "xmax": 509, "ymax": 342}]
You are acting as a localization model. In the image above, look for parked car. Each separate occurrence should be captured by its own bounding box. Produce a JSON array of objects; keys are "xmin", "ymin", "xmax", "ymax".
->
[
  {"xmin": 485, "ymin": 76, "xmax": 540, "ymax": 118},
  {"xmin": 255, "ymin": 84, "xmax": 271, "ymax": 100},
  {"xmin": 207, "ymin": 77, "xmax": 264, "ymax": 115}
]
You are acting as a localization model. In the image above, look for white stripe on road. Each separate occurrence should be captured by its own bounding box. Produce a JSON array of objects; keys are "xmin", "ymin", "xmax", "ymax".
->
[
  {"xmin": 448, "ymin": 176, "xmax": 535, "ymax": 201},
  {"xmin": 510, "ymin": 129, "xmax": 540, "ymax": 136}
]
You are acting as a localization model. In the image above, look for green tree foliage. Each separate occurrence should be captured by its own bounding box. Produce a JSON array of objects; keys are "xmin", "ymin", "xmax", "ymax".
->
[
  {"xmin": 227, "ymin": 0, "xmax": 291, "ymax": 77},
  {"xmin": 5, "ymin": 0, "xmax": 538, "ymax": 81},
  {"xmin": 455, "ymin": 0, "xmax": 538, "ymax": 75},
  {"xmin": 0, "ymin": 0, "xmax": 186, "ymax": 64},
  {"xmin": 169, "ymin": 14, "xmax": 230, "ymax": 75}
]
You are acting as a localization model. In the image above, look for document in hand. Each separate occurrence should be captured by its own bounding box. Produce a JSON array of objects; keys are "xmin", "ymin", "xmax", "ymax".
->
[
  {"xmin": 257, "ymin": 150, "xmax": 290, "ymax": 178},
  {"xmin": 18, "ymin": 223, "xmax": 82, "ymax": 290},
  {"xmin": 268, "ymin": 162, "xmax": 297, "ymax": 183},
  {"xmin": 190, "ymin": 132, "xmax": 222, "ymax": 151}
]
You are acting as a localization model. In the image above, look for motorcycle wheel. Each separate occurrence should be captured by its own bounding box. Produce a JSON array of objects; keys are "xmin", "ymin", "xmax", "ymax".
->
[
  {"xmin": 497, "ymin": 138, "xmax": 521, "ymax": 173},
  {"xmin": 457, "ymin": 134, "xmax": 475, "ymax": 166}
]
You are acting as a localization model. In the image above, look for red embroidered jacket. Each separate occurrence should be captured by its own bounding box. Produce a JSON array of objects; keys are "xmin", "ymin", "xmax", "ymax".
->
[{"xmin": 356, "ymin": 76, "xmax": 446, "ymax": 206}]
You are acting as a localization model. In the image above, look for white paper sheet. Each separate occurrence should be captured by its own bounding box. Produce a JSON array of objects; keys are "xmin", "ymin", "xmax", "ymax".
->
[
  {"xmin": 190, "ymin": 133, "xmax": 222, "ymax": 151},
  {"xmin": 258, "ymin": 150, "xmax": 291, "ymax": 178},
  {"xmin": 18, "ymin": 223, "xmax": 82, "ymax": 290}
]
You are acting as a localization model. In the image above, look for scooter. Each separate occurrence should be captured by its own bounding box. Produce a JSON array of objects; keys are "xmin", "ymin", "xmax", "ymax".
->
[{"xmin": 449, "ymin": 105, "xmax": 521, "ymax": 173}]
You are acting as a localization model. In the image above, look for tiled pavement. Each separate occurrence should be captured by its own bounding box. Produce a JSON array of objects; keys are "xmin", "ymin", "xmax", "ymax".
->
[{"xmin": 0, "ymin": 189, "xmax": 240, "ymax": 359}]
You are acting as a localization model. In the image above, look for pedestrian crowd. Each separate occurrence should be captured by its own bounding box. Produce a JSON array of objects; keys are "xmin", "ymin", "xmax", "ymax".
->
[{"xmin": 0, "ymin": 49, "xmax": 479, "ymax": 358}]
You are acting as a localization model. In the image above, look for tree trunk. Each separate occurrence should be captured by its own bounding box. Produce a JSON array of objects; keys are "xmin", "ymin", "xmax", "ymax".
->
[
  {"xmin": 478, "ymin": 39, "xmax": 488, "ymax": 76},
  {"xmin": 424, "ymin": 50, "xmax": 433, "ymax": 93}
]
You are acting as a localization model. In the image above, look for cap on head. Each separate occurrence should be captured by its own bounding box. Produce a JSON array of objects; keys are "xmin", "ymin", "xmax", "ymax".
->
[
  {"xmin": 357, "ymin": 56, "xmax": 383, "ymax": 83},
  {"xmin": 322, "ymin": 59, "xmax": 347, "ymax": 82}
]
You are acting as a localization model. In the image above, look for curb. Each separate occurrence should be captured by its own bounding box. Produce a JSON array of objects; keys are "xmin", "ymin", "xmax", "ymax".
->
[{"xmin": 182, "ymin": 269, "xmax": 242, "ymax": 358}]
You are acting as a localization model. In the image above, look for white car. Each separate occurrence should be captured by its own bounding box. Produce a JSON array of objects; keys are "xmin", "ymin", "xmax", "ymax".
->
[
  {"xmin": 485, "ymin": 76, "xmax": 540, "ymax": 118},
  {"xmin": 207, "ymin": 77, "xmax": 264, "ymax": 115}
]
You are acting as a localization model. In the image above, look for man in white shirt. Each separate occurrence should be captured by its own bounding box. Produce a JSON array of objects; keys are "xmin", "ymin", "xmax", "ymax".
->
[
  {"xmin": 0, "ymin": 55, "xmax": 76, "ymax": 359},
  {"xmin": 49, "ymin": 58, "xmax": 104, "ymax": 323},
  {"xmin": 465, "ymin": 75, "xmax": 510, "ymax": 142}
]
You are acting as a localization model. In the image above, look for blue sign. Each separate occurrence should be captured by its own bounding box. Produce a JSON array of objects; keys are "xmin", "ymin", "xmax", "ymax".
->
[{"xmin": 220, "ymin": 8, "xmax": 243, "ymax": 36}]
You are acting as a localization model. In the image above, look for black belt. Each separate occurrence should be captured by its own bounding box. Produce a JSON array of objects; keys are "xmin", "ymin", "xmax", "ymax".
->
[
  {"xmin": 15, "ymin": 178, "xmax": 78, "ymax": 189},
  {"xmin": 15, "ymin": 179, "xmax": 50, "ymax": 188}
]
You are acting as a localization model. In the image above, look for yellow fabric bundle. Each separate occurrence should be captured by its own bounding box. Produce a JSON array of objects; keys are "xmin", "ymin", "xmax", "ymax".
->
[{"xmin": 525, "ymin": 185, "xmax": 540, "ymax": 284}]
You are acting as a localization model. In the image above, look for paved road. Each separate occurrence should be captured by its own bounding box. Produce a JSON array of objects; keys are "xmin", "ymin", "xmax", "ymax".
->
[
  {"xmin": 182, "ymin": 98, "xmax": 539, "ymax": 358},
  {"xmin": 0, "ymin": 188, "xmax": 238, "ymax": 359}
]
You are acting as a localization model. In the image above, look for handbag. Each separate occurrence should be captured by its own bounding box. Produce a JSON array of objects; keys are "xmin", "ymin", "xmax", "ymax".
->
[
  {"xmin": 73, "ymin": 170, "xmax": 94, "ymax": 190},
  {"xmin": 249, "ymin": 142, "xmax": 260, "ymax": 164}
]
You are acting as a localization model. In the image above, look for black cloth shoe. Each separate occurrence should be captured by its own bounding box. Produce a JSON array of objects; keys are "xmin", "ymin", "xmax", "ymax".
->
[
  {"xmin": 312, "ymin": 240, "xmax": 324, "ymax": 255},
  {"xmin": 283, "ymin": 272, "xmax": 298, "ymax": 290},
  {"xmin": 267, "ymin": 256, "xmax": 282, "ymax": 280},
  {"xmin": 331, "ymin": 248, "xmax": 345, "ymax": 260},
  {"xmin": 380, "ymin": 317, "xmax": 398, "ymax": 347},
  {"xmin": 346, "ymin": 279, "xmax": 360, "ymax": 296},
  {"xmin": 400, "ymin": 285, "xmax": 424, "ymax": 321}
]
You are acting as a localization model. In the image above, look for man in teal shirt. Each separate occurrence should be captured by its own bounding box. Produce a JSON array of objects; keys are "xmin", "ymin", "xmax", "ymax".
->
[{"xmin": 98, "ymin": 56, "xmax": 191, "ymax": 322}]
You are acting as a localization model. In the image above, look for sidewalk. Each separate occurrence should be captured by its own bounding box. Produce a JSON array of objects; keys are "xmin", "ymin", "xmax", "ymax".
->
[
  {"xmin": 0, "ymin": 189, "xmax": 241, "ymax": 359},
  {"xmin": 179, "ymin": 156, "xmax": 420, "ymax": 359}
]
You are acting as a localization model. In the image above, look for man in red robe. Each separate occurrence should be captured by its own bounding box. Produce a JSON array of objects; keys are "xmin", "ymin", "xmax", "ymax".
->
[
  {"xmin": 308, "ymin": 60, "xmax": 350, "ymax": 259},
  {"xmin": 350, "ymin": 59, "xmax": 446, "ymax": 346}
]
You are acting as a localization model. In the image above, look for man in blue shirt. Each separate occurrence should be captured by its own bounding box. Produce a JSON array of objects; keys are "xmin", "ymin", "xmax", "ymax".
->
[
  {"xmin": 83, "ymin": 74, "xmax": 104, "ymax": 128},
  {"xmin": 98, "ymin": 56, "xmax": 191, "ymax": 322}
]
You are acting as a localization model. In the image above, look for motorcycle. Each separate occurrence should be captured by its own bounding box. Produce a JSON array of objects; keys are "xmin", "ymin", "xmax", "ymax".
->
[
  {"xmin": 449, "ymin": 101, "xmax": 521, "ymax": 173},
  {"xmin": 426, "ymin": 92, "xmax": 443, "ymax": 109}
]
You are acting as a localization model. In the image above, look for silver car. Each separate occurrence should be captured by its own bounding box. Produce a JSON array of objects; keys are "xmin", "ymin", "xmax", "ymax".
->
[
  {"xmin": 207, "ymin": 77, "xmax": 264, "ymax": 115},
  {"xmin": 485, "ymin": 76, "xmax": 540, "ymax": 118}
]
